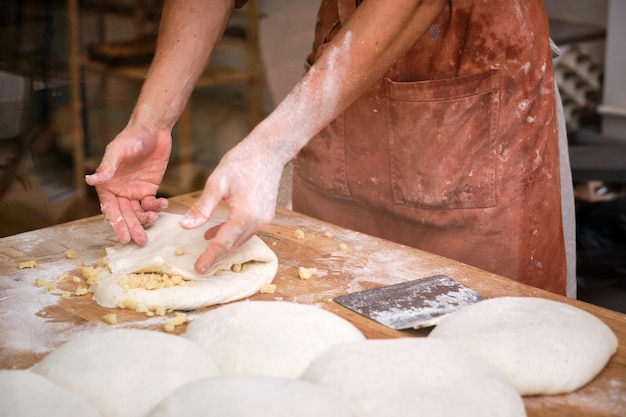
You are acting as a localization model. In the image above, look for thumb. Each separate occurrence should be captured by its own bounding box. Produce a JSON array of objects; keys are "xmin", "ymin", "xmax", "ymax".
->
[
  {"xmin": 85, "ymin": 151, "xmax": 120, "ymax": 185},
  {"xmin": 85, "ymin": 170, "xmax": 113, "ymax": 186},
  {"xmin": 180, "ymin": 188, "xmax": 222, "ymax": 229}
]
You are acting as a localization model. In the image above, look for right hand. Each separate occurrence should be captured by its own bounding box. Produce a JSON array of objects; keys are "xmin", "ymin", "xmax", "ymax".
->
[
  {"xmin": 179, "ymin": 136, "xmax": 285, "ymax": 274},
  {"xmin": 85, "ymin": 123, "xmax": 171, "ymax": 245}
]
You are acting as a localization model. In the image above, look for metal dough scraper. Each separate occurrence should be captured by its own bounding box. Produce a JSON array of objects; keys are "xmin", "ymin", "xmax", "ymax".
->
[{"xmin": 334, "ymin": 275, "xmax": 485, "ymax": 330}]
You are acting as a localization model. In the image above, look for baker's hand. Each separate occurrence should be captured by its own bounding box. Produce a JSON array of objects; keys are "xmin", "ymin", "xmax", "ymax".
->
[
  {"xmin": 180, "ymin": 138, "xmax": 284, "ymax": 274},
  {"xmin": 85, "ymin": 124, "xmax": 171, "ymax": 245}
]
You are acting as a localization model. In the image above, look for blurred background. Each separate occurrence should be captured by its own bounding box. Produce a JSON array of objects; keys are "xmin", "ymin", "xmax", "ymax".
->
[{"xmin": 0, "ymin": 0, "xmax": 625, "ymax": 311}]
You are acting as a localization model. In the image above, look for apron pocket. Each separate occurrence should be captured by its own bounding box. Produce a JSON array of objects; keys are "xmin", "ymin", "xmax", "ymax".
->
[{"xmin": 385, "ymin": 68, "xmax": 500, "ymax": 209}]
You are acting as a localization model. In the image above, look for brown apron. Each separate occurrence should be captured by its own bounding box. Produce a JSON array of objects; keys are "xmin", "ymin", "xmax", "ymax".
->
[{"xmin": 292, "ymin": 0, "xmax": 567, "ymax": 295}]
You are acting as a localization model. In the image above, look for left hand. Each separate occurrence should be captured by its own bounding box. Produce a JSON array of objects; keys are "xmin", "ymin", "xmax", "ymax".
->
[{"xmin": 85, "ymin": 123, "xmax": 171, "ymax": 245}]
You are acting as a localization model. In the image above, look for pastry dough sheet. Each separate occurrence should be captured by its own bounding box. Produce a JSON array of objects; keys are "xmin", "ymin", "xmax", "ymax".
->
[{"xmin": 92, "ymin": 213, "xmax": 278, "ymax": 310}]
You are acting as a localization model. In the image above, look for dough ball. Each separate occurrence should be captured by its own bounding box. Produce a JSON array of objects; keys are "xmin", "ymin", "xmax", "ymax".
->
[
  {"xmin": 301, "ymin": 338, "xmax": 525, "ymax": 417},
  {"xmin": 428, "ymin": 296, "xmax": 618, "ymax": 395},
  {"xmin": 31, "ymin": 329, "xmax": 221, "ymax": 417},
  {"xmin": 146, "ymin": 375, "xmax": 355, "ymax": 417},
  {"xmin": 0, "ymin": 370, "xmax": 101, "ymax": 417},
  {"xmin": 183, "ymin": 300, "xmax": 365, "ymax": 377}
]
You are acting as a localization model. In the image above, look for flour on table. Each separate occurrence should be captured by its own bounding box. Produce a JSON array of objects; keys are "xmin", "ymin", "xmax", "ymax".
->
[
  {"xmin": 146, "ymin": 375, "xmax": 355, "ymax": 417},
  {"xmin": 31, "ymin": 328, "xmax": 220, "ymax": 417},
  {"xmin": 183, "ymin": 300, "xmax": 365, "ymax": 378},
  {"xmin": 92, "ymin": 212, "xmax": 278, "ymax": 311},
  {"xmin": 301, "ymin": 338, "xmax": 526, "ymax": 417},
  {"xmin": 428, "ymin": 296, "xmax": 618, "ymax": 395}
]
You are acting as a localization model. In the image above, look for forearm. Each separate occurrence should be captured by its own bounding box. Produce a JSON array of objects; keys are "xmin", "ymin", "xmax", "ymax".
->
[
  {"xmin": 250, "ymin": 0, "xmax": 448, "ymax": 165},
  {"xmin": 130, "ymin": 0, "xmax": 235, "ymax": 132}
]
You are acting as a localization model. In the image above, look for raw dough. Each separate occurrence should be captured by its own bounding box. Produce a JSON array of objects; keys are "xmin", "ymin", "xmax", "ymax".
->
[
  {"xmin": 146, "ymin": 375, "xmax": 355, "ymax": 417},
  {"xmin": 428, "ymin": 296, "xmax": 618, "ymax": 395},
  {"xmin": 183, "ymin": 300, "xmax": 365, "ymax": 377},
  {"xmin": 0, "ymin": 370, "xmax": 101, "ymax": 417},
  {"xmin": 92, "ymin": 212, "xmax": 278, "ymax": 310},
  {"xmin": 31, "ymin": 329, "xmax": 221, "ymax": 417},
  {"xmin": 301, "ymin": 338, "xmax": 526, "ymax": 417}
]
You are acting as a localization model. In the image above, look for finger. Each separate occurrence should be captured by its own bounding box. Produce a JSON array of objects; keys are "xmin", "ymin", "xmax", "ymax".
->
[
  {"xmin": 119, "ymin": 198, "xmax": 148, "ymax": 245},
  {"xmin": 138, "ymin": 211, "xmax": 159, "ymax": 228},
  {"xmin": 194, "ymin": 217, "xmax": 256, "ymax": 274},
  {"xmin": 131, "ymin": 200, "xmax": 153, "ymax": 227},
  {"xmin": 97, "ymin": 191, "xmax": 131, "ymax": 244},
  {"xmin": 134, "ymin": 197, "xmax": 166, "ymax": 227},
  {"xmin": 203, "ymin": 223, "xmax": 222, "ymax": 241},
  {"xmin": 84, "ymin": 148, "xmax": 120, "ymax": 186},
  {"xmin": 85, "ymin": 169, "xmax": 113, "ymax": 186},
  {"xmin": 141, "ymin": 196, "xmax": 169, "ymax": 212},
  {"xmin": 180, "ymin": 186, "xmax": 222, "ymax": 230}
]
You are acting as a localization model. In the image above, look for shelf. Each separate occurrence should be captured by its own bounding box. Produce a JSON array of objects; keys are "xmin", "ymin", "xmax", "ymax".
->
[
  {"xmin": 69, "ymin": 0, "xmax": 262, "ymax": 202},
  {"xmin": 569, "ymin": 144, "xmax": 626, "ymax": 183},
  {"xmin": 81, "ymin": 56, "xmax": 259, "ymax": 87}
]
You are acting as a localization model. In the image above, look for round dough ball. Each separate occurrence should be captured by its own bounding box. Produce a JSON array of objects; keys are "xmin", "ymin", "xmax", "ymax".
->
[
  {"xmin": 0, "ymin": 370, "xmax": 101, "ymax": 417},
  {"xmin": 183, "ymin": 300, "xmax": 365, "ymax": 377},
  {"xmin": 31, "ymin": 329, "xmax": 221, "ymax": 417},
  {"xmin": 301, "ymin": 338, "xmax": 525, "ymax": 417},
  {"xmin": 428, "ymin": 296, "xmax": 618, "ymax": 395},
  {"xmin": 146, "ymin": 375, "xmax": 355, "ymax": 417}
]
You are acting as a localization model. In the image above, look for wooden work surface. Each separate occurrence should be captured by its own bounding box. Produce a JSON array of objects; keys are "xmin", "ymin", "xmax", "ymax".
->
[{"xmin": 1, "ymin": 192, "xmax": 625, "ymax": 416}]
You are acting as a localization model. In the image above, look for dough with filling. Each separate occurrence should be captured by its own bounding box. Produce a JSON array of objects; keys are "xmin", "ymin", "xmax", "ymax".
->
[
  {"xmin": 183, "ymin": 300, "xmax": 365, "ymax": 377},
  {"xmin": 146, "ymin": 375, "xmax": 355, "ymax": 417},
  {"xmin": 301, "ymin": 338, "xmax": 526, "ymax": 417},
  {"xmin": 0, "ymin": 370, "xmax": 101, "ymax": 417},
  {"xmin": 92, "ymin": 212, "xmax": 278, "ymax": 310},
  {"xmin": 31, "ymin": 329, "xmax": 221, "ymax": 417},
  {"xmin": 428, "ymin": 296, "xmax": 618, "ymax": 395}
]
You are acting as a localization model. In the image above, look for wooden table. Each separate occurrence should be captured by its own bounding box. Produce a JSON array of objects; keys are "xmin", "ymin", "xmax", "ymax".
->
[{"xmin": 1, "ymin": 192, "xmax": 625, "ymax": 416}]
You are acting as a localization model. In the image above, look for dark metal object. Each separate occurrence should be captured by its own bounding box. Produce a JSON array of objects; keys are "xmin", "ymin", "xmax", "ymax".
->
[{"xmin": 335, "ymin": 275, "xmax": 485, "ymax": 330}]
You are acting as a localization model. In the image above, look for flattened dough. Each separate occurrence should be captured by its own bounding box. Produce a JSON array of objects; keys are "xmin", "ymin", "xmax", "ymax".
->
[
  {"xmin": 183, "ymin": 300, "xmax": 365, "ymax": 377},
  {"xmin": 92, "ymin": 212, "xmax": 278, "ymax": 310},
  {"xmin": 428, "ymin": 296, "xmax": 618, "ymax": 395},
  {"xmin": 0, "ymin": 370, "xmax": 101, "ymax": 417},
  {"xmin": 31, "ymin": 329, "xmax": 221, "ymax": 417},
  {"xmin": 146, "ymin": 375, "xmax": 355, "ymax": 417},
  {"xmin": 301, "ymin": 338, "xmax": 526, "ymax": 417}
]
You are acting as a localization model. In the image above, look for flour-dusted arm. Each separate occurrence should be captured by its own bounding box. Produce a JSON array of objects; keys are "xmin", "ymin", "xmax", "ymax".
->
[{"xmin": 182, "ymin": 0, "xmax": 450, "ymax": 274}]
